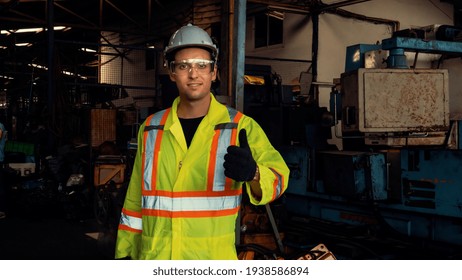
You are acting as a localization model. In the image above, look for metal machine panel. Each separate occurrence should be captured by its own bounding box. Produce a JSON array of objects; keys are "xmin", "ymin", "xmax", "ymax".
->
[
  {"xmin": 279, "ymin": 146, "xmax": 309, "ymax": 196},
  {"xmin": 320, "ymin": 151, "xmax": 387, "ymax": 200},
  {"xmin": 342, "ymin": 68, "xmax": 449, "ymax": 133},
  {"xmin": 398, "ymin": 149, "xmax": 462, "ymax": 218}
]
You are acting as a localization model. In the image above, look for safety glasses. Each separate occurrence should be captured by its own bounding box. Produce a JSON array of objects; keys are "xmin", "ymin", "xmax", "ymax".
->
[{"xmin": 169, "ymin": 58, "xmax": 214, "ymax": 75}]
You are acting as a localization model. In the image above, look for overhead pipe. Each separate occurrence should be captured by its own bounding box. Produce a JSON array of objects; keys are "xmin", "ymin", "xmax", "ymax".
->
[
  {"xmin": 248, "ymin": 0, "xmax": 310, "ymax": 14},
  {"xmin": 325, "ymin": 8, "xmax": 400, "ymax": 32},
  {"xmin": 309, "ymin": 1, "xmax": 400, "ymax": 105},
  {"xmin": 315, "ymin": 0, "xmax": 373, "ymax": 13},
  {"xmin": 245, "ymin": 56, "xmax": 311, "ymax": 63}
]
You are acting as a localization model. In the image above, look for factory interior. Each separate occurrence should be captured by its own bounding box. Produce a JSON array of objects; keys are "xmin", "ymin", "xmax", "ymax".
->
[{"xmin": 1, "ymin": 0, "xmax": 462, "ymax": 260}]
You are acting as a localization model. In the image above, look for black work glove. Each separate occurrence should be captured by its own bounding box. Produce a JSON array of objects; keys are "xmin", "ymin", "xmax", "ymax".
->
[{"xmin": 224, "ymin": 129, "xmax": 257, "ymax": 182}]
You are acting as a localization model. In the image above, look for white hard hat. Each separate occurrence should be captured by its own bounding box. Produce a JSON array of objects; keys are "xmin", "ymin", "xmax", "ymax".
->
[{"xmin": 164, "ymin": 23, "xmax": 218, "ymax": 63}]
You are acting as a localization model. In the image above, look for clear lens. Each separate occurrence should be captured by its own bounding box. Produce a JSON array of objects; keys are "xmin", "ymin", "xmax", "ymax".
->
[{"xmin": 170, "ymin": 59, "xmax": 214, "ymax": 75}]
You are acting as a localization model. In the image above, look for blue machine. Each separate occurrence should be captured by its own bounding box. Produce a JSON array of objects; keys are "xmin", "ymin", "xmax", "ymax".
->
[{"xmin": 281, "ymin": 34, "xmax": 462, "ymax": 253}]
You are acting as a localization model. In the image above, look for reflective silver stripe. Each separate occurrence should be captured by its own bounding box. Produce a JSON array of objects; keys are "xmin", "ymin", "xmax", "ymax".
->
[
  {"xmin": 120, "ymin": 212, "xmax": 142, "ymax": 231},
  {"xmin": 142, "ymin": 195, "xmax": 241, "ymax": 212},
  {"xmin": 142, "ymin": 107, "xmax": 241, "ymax": 215},
  {"xmin": 212, "ymin": 107, "xmax": 239, "ymax": 191},
  {"xmin": 271, "ymin": 168, "xmax": 283, "ymax": 198},
  {"xmin": 143, "ymin": 110, "xmax": 168, "ymax": 191},
  {"xmin": 213, "ymin": 128, "xmax": 233, "ymax": 191},
  {"xmin": 227, "ymin": 107, "xmax": 238, "ymax": 121}
]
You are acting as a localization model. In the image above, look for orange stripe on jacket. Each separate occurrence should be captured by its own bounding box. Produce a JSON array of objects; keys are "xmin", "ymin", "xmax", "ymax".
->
[
  {"xmin": 207, "ymin": 129, "xmax": 221, "ymax": 191},
  {"xmin": 224, "ymin": 111, "xmax": 243, "ymax": 190},
  {"xmin": 118, "ymin": 224, "xmax": 142, "ymax": 233},
  {"xmin": 122, "ymin": 207, "xmax": 142, "ymax": 218},
  {"xmin": 150, "ymin": 108, "xmax": 171, "ymax": 192},
  {"xmin": 141, "ymin": 114, "xmax": 154, "ymax": 192},
  {"xmin": 141, "ymin": 189, "xmax": 242, "ymax": 197},
  {"xmin": 142, "ymin": 207, "xmax": 240, "ymax": 218},
  {"xmin": 269, "ymin": 167, "xmax": 283, "ymax": 201}
]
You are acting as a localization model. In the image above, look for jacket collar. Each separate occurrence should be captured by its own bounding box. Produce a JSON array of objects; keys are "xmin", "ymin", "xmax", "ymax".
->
[{"xmin": 164, "ymin": 93, "xmax": 231, "ymax": 131}]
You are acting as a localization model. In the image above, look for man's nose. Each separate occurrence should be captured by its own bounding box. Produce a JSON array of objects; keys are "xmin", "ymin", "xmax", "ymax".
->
[{"xmin": 188, "ymin": 65, "xmax": 199, "ymax": 76}]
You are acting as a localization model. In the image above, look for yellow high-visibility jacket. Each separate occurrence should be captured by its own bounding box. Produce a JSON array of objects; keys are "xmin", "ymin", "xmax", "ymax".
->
[{"xmin": 115, "ymin": 93, "xmax": 289, "ymax": 260}]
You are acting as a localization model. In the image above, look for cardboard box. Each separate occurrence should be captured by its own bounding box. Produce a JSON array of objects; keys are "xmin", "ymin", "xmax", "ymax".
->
[{"xmin": 94, "ymin": 163, "xmax": 126, "ymax": 187}]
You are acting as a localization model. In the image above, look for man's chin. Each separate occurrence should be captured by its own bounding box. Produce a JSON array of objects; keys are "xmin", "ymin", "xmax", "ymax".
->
[{"xmin": 182, "ymin": 92, "xmax": 208, "ymax": 101}]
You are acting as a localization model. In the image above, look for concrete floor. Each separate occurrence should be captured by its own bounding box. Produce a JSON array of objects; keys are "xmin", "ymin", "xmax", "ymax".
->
[
  {"xmin": 0, "ymin": 214, "xmax": 115, "ymax": 260},
  {"xmin": 0, "ymin": 185, "xmax": 118, "ymax": 260},
  {"xmin": 1, "ymin": 173, "xmax": 460, "ymax": 260}
]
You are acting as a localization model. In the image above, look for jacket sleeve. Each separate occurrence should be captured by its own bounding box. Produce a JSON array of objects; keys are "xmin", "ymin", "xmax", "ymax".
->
[
  {"xmin": 240, "ymin": 116, "xmax": 290, "ymax": 206},
  {"xmin": 115, "ymin": 122, "xmax": 145, "ymax": 259}
]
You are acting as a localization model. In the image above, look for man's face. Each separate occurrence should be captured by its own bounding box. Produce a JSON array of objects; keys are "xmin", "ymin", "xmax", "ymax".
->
[{"xmin": 169, "ymin": 47, "xmax": 217, "ymax": 102}]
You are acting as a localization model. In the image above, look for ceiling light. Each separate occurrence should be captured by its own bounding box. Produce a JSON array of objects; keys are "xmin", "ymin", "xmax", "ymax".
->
[
  {"xmin": 28, "ymin": 63, "xmax": 87, "ymax": 79},
  {"xmin": 53, "ymin": 26, "xmax": 70, "ymax": 31},
  {"xmin": 29, "ymin": 63, "xmax": 48, "ymax": 70},
  {"xmin": 15, "ymin": 27, "xmax": 44, "ymax": 33},
  {"xmin": 80, "ymin": 47, "xmax": 97, "ymax": 53},
  {"xmin": 15, "ymin": 43, "xmax": 33, "ymax": 47},
  {"xmin": 62, "ymin": 70, "xmax": 87, "ymax": 80},
  {"xmin": 1, "ymin": 26, "xmax": 70, "ymax": 35},
  {"xmin": 0, "ymin": 75, "xmax": 14, "ymax": 80},
  {"xmin": 44, "ymin": 26, "xmax": 72, "ymax": 32}
]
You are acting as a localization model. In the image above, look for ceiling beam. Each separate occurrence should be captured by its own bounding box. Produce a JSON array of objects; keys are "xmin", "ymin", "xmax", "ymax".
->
[
  {"xmin": 104, "ymin": 0, "xmax": 146, "ymax": 31},
  {"xmin": 54, "ymin": 1, "xmax": 98, "ymax": 28}
]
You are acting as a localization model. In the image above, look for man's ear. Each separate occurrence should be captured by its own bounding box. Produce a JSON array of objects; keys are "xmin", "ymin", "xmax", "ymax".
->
[
  {"xmin": 212, "ymin": 65, "xmax": 218, "ymax": 81},
  {"xmin": 169, "ymin": 72, "xmax": 176, "ymax": 82}
]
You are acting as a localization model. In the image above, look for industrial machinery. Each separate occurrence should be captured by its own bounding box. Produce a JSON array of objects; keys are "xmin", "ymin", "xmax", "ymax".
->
[{"xmin": 280, "ymin": 25, "xmax": 462, "ymax": 259}]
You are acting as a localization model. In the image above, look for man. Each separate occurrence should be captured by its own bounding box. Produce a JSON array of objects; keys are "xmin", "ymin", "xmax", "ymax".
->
[
  {"xmin": 0, "ymin": 120, "xmax": 7, "ymax": 219},
  {"xmin": 115, "ymin": 23, "xmax": 289, "ymax": 260}
]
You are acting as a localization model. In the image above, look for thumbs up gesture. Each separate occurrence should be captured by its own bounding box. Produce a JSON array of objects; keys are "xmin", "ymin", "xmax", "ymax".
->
[{"xmin": 224, "ymin": 129, "xmax": 257, "ymax": 182}]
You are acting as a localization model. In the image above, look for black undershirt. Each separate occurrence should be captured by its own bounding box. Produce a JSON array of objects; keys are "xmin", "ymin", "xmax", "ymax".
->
[{"xmin": 179, "ymin": 116, "xmax": 204, "ymax": 147}]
